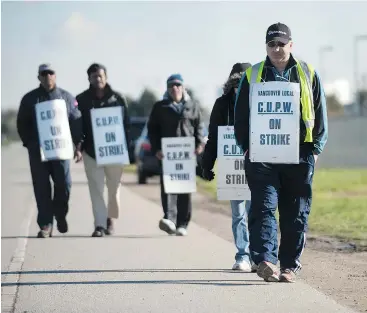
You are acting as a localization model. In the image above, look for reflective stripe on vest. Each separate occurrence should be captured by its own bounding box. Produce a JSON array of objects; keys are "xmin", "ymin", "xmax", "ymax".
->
[{"xmin": 245, "ymin": 60, "xmax": 315, "ymax": 142}]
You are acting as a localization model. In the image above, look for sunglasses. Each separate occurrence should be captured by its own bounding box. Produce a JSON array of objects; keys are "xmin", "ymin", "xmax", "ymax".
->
[
  {"xmin": 40, "ymin": 71, "xmax": 55, "ymax": 77},
  {"xmin": 267, "ymin": 41, "xmax": 286, "ymax": 48},
  {"xmin": 168, "ymin": 83, "xmax": 182, "ymax": 88}
]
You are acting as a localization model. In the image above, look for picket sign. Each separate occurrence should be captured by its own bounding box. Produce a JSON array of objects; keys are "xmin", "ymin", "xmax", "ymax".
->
[
  {"xmin": 35, "ymin": 99, "xmax": 74, "ymax": 162},
  {"xmin": 161, "ymin": 137, "xmax": 196, "ymax": 194},
  {"xmin": 91, "ymin": 106, "xmax": 130, "ymax": 166},
  {"xmin": 249, "ymin": 81, "xmax": 301, "ymax": 164},
  {"xmin": 217, "ymin": 126, "xmax": 251, "ymax": 200}
]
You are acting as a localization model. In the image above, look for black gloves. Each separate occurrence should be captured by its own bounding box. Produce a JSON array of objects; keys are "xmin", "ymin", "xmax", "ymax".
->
[{"xmin": 201, "ymin": 168, "xmax": 215, "ymax": 181}]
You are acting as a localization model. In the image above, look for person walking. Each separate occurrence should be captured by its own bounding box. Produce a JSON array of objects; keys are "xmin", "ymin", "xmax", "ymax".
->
[{"xmin": 234, "ymin": 23, "xmax": 328, "ymax": 282}]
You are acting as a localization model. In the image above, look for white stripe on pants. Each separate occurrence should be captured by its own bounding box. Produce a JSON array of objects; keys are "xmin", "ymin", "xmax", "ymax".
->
[{"xmin": 83, "ymin": 152, "xmax": 123, "ymax": 228}]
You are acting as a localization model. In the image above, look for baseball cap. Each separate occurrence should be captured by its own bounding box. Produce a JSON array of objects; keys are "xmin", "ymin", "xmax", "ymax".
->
[
  {"xmin": 266, "ymin": 23, "xmax": 292, "ymax": 44},
  {"xmin": 38, "ymin": 63, "xmax": 55, "ymax": 74}
]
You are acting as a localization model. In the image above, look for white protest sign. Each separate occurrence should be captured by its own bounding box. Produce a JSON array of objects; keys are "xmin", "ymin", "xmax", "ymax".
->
[
  {"xmin": 161, "ymin": 137, "xmax": 196, "ymax": 194},
  {"xmin": 217, "ymin": 126, "xmax": 251, "ymax": 200},
  {"xmin": 91, "ymin": 106, "xmax": 130, "ymax": 166},
  {"xmin": 35, "ymin": 99, "xmax": 74, "ymax": 162},
  {"xmin": 250, "ymin": 81, "xmax": 301, "ymax": 164}
]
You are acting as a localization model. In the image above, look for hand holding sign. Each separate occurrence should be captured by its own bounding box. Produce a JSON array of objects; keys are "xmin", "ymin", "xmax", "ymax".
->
[
  {"xmin": 156, "ymin": 150, "xmax": 164, "ymax": 160},
  {"xmin": 74, "ymin": 149, "xmax": 83, "ymax": 163},
  {"xmin": 195, "ymin": 144, "xmax": 204, "ymax": 155},
  {"xmin": 202, "ymin": 168, "xmax": 215, "ymax": 181}
]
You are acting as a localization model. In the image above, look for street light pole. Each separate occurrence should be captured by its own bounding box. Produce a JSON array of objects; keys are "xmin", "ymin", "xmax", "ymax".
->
[
  {"xmin": 319, "ymin": 45, "xmax": 333, "ymax": 81},
  {"xmin": 354, "ymin": 34, "xmax": 367, "ymax": 115}
]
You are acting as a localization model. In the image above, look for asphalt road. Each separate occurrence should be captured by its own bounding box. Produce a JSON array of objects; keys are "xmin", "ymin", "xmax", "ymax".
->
[{"xmin": 1, "ymin": 144, "xmax": 357, "ymax": 313}]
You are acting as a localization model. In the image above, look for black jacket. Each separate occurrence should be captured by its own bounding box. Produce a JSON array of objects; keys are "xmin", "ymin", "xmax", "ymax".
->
[
  {"xmin": 234, "ymin": 54, "xmax": 328, "ymax": 155},
  {"xmin": 16, "ymin": 85, "xmax": 83, "ymax": 149},
  {"xmin": 76, "ymin": 84, "xmax": 130, "ymax": 159},
  {"xmin": 201, "ymin": 90, "xmax": 236, "ymax": 171},
  {"xmin": 147, "ymin": 93, "xmax": 205, "ymax": 154}
]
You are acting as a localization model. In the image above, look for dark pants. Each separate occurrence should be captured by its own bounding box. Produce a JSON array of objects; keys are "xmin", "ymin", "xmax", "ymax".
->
[
  {"xmin": 159, "ymin": 174, "xmax": 192, "ymax": 228},
  {"xmin": 244, "ymin": 146, "xmax": 315, "ymax": 271},
  {"xmin": 28, "ymin": 147, "xmax": 71, "ymax": 229}
]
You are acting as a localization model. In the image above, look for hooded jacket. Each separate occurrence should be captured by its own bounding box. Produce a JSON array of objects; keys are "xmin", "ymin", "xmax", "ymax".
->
[
  {"xmin": 201, "ymin": 73, "xmax": 242, "ymax": 172},
  {"xmin": 147, "ymin": 90, "xmax": 205, "ymax": 154}
]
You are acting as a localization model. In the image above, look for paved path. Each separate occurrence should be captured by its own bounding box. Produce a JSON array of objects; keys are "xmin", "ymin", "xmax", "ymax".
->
[{"xmin": 1, "ymin": 144, "xmax": 357, "ymax": 313}]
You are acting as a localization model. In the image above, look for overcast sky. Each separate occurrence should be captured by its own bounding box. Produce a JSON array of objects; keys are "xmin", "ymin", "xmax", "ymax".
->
[{"xmin": 2, "ymin": 1, "xmax": 367, "ymax": 111}]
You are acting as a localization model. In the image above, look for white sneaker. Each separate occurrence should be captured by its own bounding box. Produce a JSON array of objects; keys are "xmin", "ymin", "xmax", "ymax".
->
[
  {"xmin": 232, "ymin": 261, "xmax": 252, "ymax": 272},
  {"xmin": 176, "ymin": 227, "xmax": 188, "ymax": 236},
  {"xmin": 159, "ymin": 219, "xmax": 176, "ymax": 235}
]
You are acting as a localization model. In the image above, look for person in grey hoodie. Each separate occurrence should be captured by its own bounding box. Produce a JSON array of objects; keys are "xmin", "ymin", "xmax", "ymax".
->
[{"xmin": 147, "ymin": 74, "xmax": 205, "ymax": 236}]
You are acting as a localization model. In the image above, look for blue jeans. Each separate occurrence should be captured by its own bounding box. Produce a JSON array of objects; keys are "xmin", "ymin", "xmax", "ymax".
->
[
  {"xmin": 230, "ymin": 200, "xmax": 252, "ymax": 263},
  {"xmin": 244, "ymin": 147, "xmax": 315, "ymax": 270}
]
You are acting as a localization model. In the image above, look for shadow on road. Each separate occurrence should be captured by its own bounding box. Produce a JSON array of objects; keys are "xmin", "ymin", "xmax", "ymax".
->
[
  {"xmin": 2, "ymin": 279, "xmax": 264, "ymax": 287},
  {"xmin": 1, "ymin": 234, "xmax": 169, "ymax": 239},
  {"xmin": 2, "ymin": 268, "xmax": 252, "ymax": 275}
]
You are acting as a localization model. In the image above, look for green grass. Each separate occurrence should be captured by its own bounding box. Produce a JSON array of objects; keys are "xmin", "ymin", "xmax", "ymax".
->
[
  {"xmin": 1, "ymin": 138, "xmax": 11, "ymax": 146},
  {"xmin": 123, "ymin": 164, "xmax": 137, "ymax": 174},
  {"xmin": 126, "ymin": 164, "xmax": 367, "ymax": 242},
  {"xmin": 309, "ymin": 169, "xmax": 367, "ymax": 242},
  {"xmin": 198, "ymin": 168, "xmax": 367, "ymax": 242}
]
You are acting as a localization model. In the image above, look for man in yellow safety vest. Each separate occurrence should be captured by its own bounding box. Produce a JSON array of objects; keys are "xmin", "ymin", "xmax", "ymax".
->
[{"xmin": 234, "ymin": 22, "xmax": 328, "ymax": 283}]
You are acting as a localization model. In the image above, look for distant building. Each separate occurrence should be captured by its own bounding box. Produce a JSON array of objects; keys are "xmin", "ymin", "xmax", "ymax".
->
[{"xmin": 324, "ymin": 79, "xmax": 352, "ymax": 106}]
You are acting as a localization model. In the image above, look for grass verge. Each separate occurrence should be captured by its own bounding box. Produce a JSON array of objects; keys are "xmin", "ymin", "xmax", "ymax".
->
[
  {"xmin": 123, "ymin": 164, "xmax": 137, "ymax": 174},
  {"xmin": 124, "ymin": 164, "xmax": 367, "ymax": 244},
  {"xmin": 198, "ymin": 168, "xmax": 367, "ymax": 244}
]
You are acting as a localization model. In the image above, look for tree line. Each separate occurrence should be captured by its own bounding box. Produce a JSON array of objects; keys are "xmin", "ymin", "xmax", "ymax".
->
[
  {"xmin": 1, "ymin": 87, "xmax": 211, "ymax": 145},
  {"xmin": 2, "ymin": 85, "xmax": 367, "ymax": 145}
]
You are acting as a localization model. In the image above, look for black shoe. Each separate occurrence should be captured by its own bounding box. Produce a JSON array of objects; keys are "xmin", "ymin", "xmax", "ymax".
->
[
  {"xmin": 92, "ymin": 226, "xmax": 105, "ymax": 237},
  {"xmin": 56, "ymin": 217, "xmax": 68, "ymax": 234},
  {"xmin": 105, "ymin": 218, "xmax": 114, "ymax": 235},
  {"xmin": 37, "ymin": 225, "xmax": 53, "ymax": 238}
]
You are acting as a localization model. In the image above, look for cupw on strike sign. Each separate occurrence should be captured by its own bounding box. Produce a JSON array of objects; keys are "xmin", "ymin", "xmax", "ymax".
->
[
  {"xmin": 35, "ymin": 99, "xmax": 74, "ymax": 162},
  {"xmin": 217, "ymin": 126, "xmax": 251, "ymax": 200},
  {"xmin": 91, "ymin": 106, "xmax": 130, "ymax": 166},
  {"xmin": 249, "ymin": 81, "xmax": 301, "ymax": 164},
  {"xmin": 161, "ymin": 137, "xmax": 196, "ymax": 194}
]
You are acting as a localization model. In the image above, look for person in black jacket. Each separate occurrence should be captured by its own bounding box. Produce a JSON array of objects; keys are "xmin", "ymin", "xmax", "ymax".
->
[
  {"xmin": 147, "ymin": 74, "xmax": 205, "ymax": 236},
  {"xmin": 75, "ymin": 63, "xmax": 130, "ymax": 237},
  {"xmin": 16, "ymin": 63, "xmax": 83, "ymax": 238},
  {"xmin": 201, "ymin": 63, "xmax": 255, "ymax": 272}
]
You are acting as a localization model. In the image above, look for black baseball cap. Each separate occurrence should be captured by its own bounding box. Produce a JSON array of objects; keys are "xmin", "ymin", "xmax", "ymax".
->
[{"xmin": 266, "ymin": 23, "xmax": 292, "ymax": 44}]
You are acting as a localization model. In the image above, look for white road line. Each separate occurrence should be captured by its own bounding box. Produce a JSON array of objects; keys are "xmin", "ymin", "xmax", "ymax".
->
[{"xmin": 1, "ymin": 205, "xmax": 34, "ymax": 313}]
